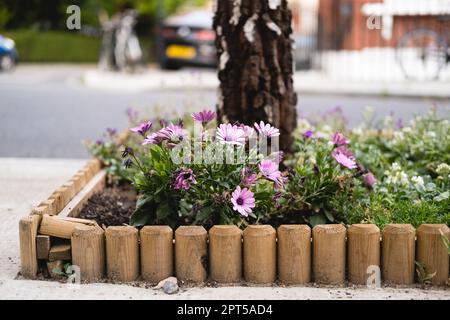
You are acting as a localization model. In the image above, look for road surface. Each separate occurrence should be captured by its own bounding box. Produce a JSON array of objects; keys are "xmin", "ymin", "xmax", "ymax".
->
[{"xmin": 0, "ymin": 65, "xmax": 448, "ymax": 158}]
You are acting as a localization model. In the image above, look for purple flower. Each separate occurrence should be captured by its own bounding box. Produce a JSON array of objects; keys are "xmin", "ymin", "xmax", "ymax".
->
[
  {"xmin": 130, "ymin": 121, "xmax": 152, "ymax": 136},
  {"xmin": 332, "ymin": 146, "xmax": 357, "ymax": 169},
  {"xmin": 95, "ymin": 139, "xmax": 104, "ymax": 146},
  {"xmin": 332, "ymin": 132, "xmax": 349, "ymax": 146},
  {"xmin": 231, "ymin": 186, "xmax": 255, "ymax": 217},
  {"xmin": 364, "ymin": 172, "xmax": 377, "ymax": 188},
  {"xmin": 258, "ymin": 159, "xmax": 285, "ymax": 187},
  {"xmin": 191, "ymin": 110, "xmax": 216, "ymax": 123},
  {"xmin": 158, "ymin": 124, "xmax": 188, "ymax": 144},
  {"xmin": 241, "ymin": 168, "xmax": 257, "ymax": 187},
  {"xmin": 254, "ymin": 121, "xmax": 280, "ymax": 138},
  {"xmin": 304, "ymin": 130, "xmax": 313, "ymax": 138},
  {"xmin": 142, "ymin": 132, "xmax": 163, "ymax": 145},
  {"xmin": 216, "ymin": 124, "xmax": 246, "ymax": 145},
  {"xmin": 106, "ymin": 128, "xmax": 117, "ymax": 136},
  {"xmin": 126, "ymin": 107, "xmax": 138, "ymax": 122},
  {"xmin": 395, "ymin": 118, "xmax": 404, "ymax": 130},
  {"xmin": 272, "ymin": 192, "xmax": 283, "ymax": 208},
  {"xmin": 174, "ymin": 169, "xmax": 197, "ymax": 190}
]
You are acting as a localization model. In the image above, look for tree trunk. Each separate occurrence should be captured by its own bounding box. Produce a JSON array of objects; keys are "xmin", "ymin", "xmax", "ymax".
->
[{"xmin": 213, "ymin": 0, "xmax": 297, "ymax": 153}]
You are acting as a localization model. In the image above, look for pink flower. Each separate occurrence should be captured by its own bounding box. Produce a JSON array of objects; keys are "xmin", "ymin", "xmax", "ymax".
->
[
  {"xmin": 158, "ymin": 124, "xmax": 188, "ymax": 144},
  {"xmin": 231, "ymin": 186, "xmax": 255, "ymax": 217},
  {"xmin": 254, "ymin": 121, "xmax": 280, "ymax": 138},
  {"xmin": 191, "ymin": 110, "xmax": 216, "ymax": 123},
  {"xmin": 241, "ymin": 168, "xmax": 257, "ymax": 187},
  {"xmin": 216, "ymin": 124, "xmax": 246, "ymax": 145},
  {"xmin": 174, "ymin": 169, "xmax": 197, "ymax": 190},
  {"xmin": 332, "ymin": 132, "xmax": 349, "ymax": 146},
  {"xmin": 240, "ymin": 125, "xmax": 255, "ymax": 138},
  {"xmin": 130, "ymin": 121, "xmax": 152, "ymax": 136},
  {"xmin": 258, "ymin": 159, "xmax": 285, "ymax": 187},
  {"xmin": 332, "ymin": 147, "xmax": 357, "ymax": 169},
  {"xmin": 364, "ymin": 172, "xmax": 377, "ymax": 188}
]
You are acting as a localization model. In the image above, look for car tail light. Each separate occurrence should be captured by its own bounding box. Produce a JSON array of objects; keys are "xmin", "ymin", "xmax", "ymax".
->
[{"xmin": 193, "ymin": 30, "xmax": 215, "ymax": 42}]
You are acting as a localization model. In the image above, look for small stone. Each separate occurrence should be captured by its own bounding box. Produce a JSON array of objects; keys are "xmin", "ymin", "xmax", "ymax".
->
[{"xmin": 163, "ymin": 281, "xmax": 179, "ymax": 295}]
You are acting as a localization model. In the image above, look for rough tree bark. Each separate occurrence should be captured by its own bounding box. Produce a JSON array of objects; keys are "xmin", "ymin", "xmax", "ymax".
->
[{"xmin": 213, "ymin": 0, "xmax": 297, "ymax": 153}]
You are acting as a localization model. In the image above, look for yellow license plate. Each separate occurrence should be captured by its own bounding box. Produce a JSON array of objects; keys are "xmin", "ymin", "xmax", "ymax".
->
[{"xmin": 166, "ymin": 45, "xmax": 196, "ymax": 59}]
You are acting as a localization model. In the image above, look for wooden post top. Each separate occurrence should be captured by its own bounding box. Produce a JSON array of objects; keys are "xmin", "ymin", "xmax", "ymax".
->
[
  {"xmin": 141, "ymin": 225, "xmax": 173, "ymax": 235},
  {"xmin": 72, "ymin": 224, "xmax": 104, "ymax": 236},
  {"xmin": 278, "ymin": 224, "xmax": 311, "ymax": 233},
  {"xmin": 347, "ymin": 224, "xmax": 380, "ymax": 234},
  {"xmin": 209, "ymin": 225, "xmax": 241, "ymax": 236},
  {"xmin": 105, "ymin": 226, "xmax": 138, "ymax": 237},
  {"xmin": 417, "ymin": 224, "xmax": 450, "ymax": 234},
  {"xmin": 383, "ymin": 224, "xmax": 415, "ymax": 234},
  {"xmin": 243, "ymin": 225, "xmax": 275, "ymax": 236},
  {"xmin": 175, "ymin": 226, "xmax": 207, "ymax": 236},
  {"xmin": 312, "ymin": 224, "xmax": 346, "ymax": 234}
]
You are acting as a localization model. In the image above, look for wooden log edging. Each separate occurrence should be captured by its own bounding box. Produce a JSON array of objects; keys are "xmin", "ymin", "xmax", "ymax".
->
[
  {"xmin": 21, "ymin": 220, "xmax": 450, "ymax": 286},
  {"xmin": 18, "ymin": 156, "xmax": 450, "ymax": 286}
]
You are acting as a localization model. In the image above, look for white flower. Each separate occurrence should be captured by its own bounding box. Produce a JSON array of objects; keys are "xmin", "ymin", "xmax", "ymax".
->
[
  {"xmin": 411, "ymin": 176, "xmax": 425, "ymax": 189},
  {"xmin": 391, "ymin": 162, "xmax": 401, "ymax": 171},
  {"xmin": 402, "ymin": 126, "xmax": 412, "ymax": 134},
  {"xmin": 425, "ymin": 131, "xmax": 436, "ymax": 139},
  {"xmin": 436, "ymin": 163, "xmax": 450, "ymax": 175},
  {"xmin": 393, "ymin": 131, "xmax": 405, "ymax": 143}
]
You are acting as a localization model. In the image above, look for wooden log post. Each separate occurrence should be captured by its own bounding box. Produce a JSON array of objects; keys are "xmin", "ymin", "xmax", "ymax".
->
[
  {"xmin": 417, "ymin": 224, "xmax": 450, "ymax": 285},
  {"xmin": 243, "ymin": 225, "xmax": 276, "ymax": 284},
  {"xmin": 347, "ymin": 224, "xmax": 380, "ymax": 285},
  {"xmin": 63, "ymin": 181, "xmax": 77, "ymax": 201},
  {"xmin": 39, "ymin": 214, "xmax": 97, "ymax": 239},
  {"xmin": 49, "ymin": 243, "xmax": 71, "ymax": 261},
  {"xmin": 382, "ymin": 224, "xmax": 416, "ymax": 285},
  {"xmin": 312, "ymin": 224, "xmax": 346, "ymax": 285},
  {"xmin": 140, "ymin": 226, "xmax": 173, "ymax": 283},
  {"xmin": 71, "ymin": 225, "xmax": 105, "ymax": 282},
  {"xmin": 36, "ymin": 235, "xmax": 51, "ymax": 260},
  {"xmin": 209, "ymin": 225, "xmax": 242, "ymax": 283},
  {"xmin": 105, "ymin": 226, "xmax": 139, "ymax": 282},
  {"xmin": 277, "ymin": 225, "xmax": 311, "ymax": 285},
  {"xmin": 175, "ymin": 226, "xmax": 208, "ymax": 283},
  {"xmin": 39, "ymin": 199, "xmax": 57, "ymax": 215},
  {"xmin": 19, "ymin": 215, "xmax": 41, "ymax": 278}
]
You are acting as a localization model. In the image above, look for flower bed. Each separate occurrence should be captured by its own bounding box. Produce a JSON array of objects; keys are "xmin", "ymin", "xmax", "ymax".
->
[{"xmin": 19, "ymin": 108, "xmax": 449, "ymax": 287}]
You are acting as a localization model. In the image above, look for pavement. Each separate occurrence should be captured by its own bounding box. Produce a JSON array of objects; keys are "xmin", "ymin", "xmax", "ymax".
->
[
  {"xmin": 0, "ymin": 157, "xmax": 449, "ymax": 300},
  {"xmin": 83, "ymin": 67, "xmax": 450, "ymax": 98}
]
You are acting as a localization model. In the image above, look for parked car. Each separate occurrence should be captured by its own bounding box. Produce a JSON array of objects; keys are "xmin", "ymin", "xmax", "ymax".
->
[
  {"xmin": 0, "ymin": 35, "xmax": 18, "ymax": 71},
  {"xmin": 156, "ymin": 10, "xmax": 217, "ymax": 70}
]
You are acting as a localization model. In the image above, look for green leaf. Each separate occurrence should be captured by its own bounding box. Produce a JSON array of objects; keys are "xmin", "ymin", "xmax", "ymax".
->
[
  {"xmin": 324, "ymin": 210, "xmax": 335, "ymax": 222},
  {"xmin": 130, "ymin": 196, "xmax": 156, "ymax": 227},
  {"xmin": 156, "ymin": 201, "xmax": 170, "ymax": 220},
  {"xmin": 309, "ymin": 213, "xmax": 327, "ymax": 226},
  {"xmin": 434, "ymin": 191, "xmax": 449, "ymax": 202}
]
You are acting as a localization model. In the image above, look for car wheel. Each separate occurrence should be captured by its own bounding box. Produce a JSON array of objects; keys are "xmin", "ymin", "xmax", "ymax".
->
[{"xmin": 0, "ymin": 55, "xmax": 15, "ymax": 71}]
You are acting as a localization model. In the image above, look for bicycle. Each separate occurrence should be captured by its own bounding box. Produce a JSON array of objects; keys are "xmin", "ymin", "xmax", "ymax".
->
[{"xmin": 396, "ymin": 17, "xmax": 450, "ymax": 81}]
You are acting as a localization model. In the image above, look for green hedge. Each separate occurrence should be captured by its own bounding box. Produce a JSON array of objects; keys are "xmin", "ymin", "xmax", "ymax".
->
[
  {"xmin": 3, "ymin": 30, "xmax": 153, "ymax": 63},
  {"xmin": 3, "ymin": 30, "xmax": 100, "ymax": 63}
]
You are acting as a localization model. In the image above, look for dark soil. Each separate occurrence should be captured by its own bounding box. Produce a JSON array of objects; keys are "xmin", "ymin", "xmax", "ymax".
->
[{"xmin": 79, "ymin": 184, "xmax": 137, "ymax": 227}]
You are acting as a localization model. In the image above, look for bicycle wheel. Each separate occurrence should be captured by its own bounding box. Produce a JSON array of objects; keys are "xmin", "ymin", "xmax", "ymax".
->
[{"xmin": 396, "ymin": 29, "xmax": 447, "ymax": 81}]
